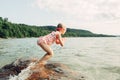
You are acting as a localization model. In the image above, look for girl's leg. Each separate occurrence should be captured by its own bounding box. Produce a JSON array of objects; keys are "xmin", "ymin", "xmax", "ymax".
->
[{"xmin": 39, "ymin": 43, "xmax": 54, "ymax": 63}]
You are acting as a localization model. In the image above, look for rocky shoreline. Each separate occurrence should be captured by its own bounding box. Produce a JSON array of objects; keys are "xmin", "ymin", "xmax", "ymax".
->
[{"xmin": 0, "ymin": 58, "xmax": 86, "ymax": 80}]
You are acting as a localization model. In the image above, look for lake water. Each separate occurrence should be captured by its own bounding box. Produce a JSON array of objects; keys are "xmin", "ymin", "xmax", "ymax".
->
[{"xmin": 0, "ymin": 37, "xmax": 120, "ymax": 80}]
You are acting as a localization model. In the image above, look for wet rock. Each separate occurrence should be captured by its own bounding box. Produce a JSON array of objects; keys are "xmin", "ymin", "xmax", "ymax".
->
[
  {"xmin": 0, "ymin": 58, "xmax": 33, "ymax": 80},
  {"xmin": 0, "ymin": 58, "xmax": 86, "ymax": 80}
]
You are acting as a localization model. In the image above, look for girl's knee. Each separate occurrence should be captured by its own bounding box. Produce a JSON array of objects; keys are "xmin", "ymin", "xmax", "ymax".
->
[{"xmin": 48, "ymin": 52, "xmax": 54, "ymax": 57}]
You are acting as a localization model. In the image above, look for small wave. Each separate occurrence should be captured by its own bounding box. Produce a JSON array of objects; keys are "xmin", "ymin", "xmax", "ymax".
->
[{"xmin": 9, "ymin": 62, "xmax": 35, "ymax": 80}]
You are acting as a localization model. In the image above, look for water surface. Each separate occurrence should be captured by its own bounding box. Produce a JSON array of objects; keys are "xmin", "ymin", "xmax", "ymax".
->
[{"xmin": 0, "ymin": 37, "xmax": 120, "ymax": 80}]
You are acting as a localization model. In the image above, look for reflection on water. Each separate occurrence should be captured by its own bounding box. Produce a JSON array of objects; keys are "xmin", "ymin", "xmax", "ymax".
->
[{"xmin": 0, "ymin": 37, "xmax": 120, "ymax": 80}]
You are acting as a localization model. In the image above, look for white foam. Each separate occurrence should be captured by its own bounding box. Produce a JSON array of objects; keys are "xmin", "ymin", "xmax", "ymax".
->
[{"xmin": 9, "ymin": 62, "xmax": 35, "ymax": 80}]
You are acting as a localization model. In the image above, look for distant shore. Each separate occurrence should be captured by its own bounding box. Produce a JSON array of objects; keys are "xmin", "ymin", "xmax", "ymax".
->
[{"xmin": 0, "ymin": 17, "xmax": 117, "ymax": 38}]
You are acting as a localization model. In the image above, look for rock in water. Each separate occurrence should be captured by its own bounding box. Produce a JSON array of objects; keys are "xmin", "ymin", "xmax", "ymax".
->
[
  {"xmin": 0, "ymin": 58, "xmax": 32, "ymax": 80},
  {"xmin": 0, "ymin": 58, "xmax": 86, "ymax": 80}
]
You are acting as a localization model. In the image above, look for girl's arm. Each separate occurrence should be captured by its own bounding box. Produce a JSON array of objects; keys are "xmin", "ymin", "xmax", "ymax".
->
[
  {"xmin": 56, "ymin": 34, "xmax": 64, "ymax": 46},
  {"xmin": 56, "ymin": 38, "xmax": 65, "ymax": 44},
  {"xmin": 56, "ymin": 39, "xmax": 60, "ymax": 44}
]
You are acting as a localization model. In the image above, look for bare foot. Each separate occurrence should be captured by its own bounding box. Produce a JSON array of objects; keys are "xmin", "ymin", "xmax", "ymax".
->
[
  {"xmin": 30, "ymin": 61, "xmax": 45, "ymax": 71},
  {"xmin": 38, "ymin": 61, "xmax": 46, "ymax": 65}
]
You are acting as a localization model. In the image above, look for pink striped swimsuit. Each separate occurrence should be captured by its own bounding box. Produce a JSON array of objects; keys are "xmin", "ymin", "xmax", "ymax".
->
[{"xmin": 37, "ymin": 31, "xmax": 59, "ymax": 45}]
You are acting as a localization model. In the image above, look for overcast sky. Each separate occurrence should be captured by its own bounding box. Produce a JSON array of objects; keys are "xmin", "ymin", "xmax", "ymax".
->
[{"xmin": 0, "ymin": 0, "xmax": 120, "ymax": 35}]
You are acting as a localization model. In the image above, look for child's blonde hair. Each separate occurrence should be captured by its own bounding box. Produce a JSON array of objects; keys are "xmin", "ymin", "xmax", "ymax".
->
[{"xmin": 56, "ymin": 23, "xmax": 66, "ymax": 31}]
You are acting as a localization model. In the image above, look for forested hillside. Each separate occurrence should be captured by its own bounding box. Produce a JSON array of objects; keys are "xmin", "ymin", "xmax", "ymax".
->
[{"xmin": 0, "ymin": 17, "xmax": 115, "ymax": 38}]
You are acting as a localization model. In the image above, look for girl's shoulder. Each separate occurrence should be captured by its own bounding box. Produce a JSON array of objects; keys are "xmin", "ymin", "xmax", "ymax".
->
[{"xmin": 54, "ymin": 31, "xmax": 60, "ymax": 35}]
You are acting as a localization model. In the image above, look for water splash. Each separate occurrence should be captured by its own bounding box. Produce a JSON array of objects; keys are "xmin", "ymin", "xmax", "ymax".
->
[{"xmin": 9, "ymin": 62, "xmax": 35, "ymax": 80}]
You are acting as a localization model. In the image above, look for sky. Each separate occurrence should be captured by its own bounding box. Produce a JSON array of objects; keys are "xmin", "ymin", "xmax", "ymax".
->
[{"xmin": 0, "ymin": 0, "xmax": 120, "ymax": 35}]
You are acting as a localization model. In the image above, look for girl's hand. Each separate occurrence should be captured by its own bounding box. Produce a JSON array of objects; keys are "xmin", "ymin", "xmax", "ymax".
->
[
  {"xmin": 56, "ymin": 38, "xmax": 66, "ymax": 44},
  {"xmin": 56, "ymin": 39, "xmax": 60, "ymax": 44}
]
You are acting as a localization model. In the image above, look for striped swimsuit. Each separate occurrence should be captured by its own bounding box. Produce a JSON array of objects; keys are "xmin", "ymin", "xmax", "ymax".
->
[{"xmin": 37, "ymin": 31, "xmax": 59, "ymax": 45}]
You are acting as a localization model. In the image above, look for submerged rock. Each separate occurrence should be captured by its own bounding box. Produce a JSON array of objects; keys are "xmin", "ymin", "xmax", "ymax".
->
[{"xmin": 0, "ymin": 58, "xmax": 86, "ymax": 80}]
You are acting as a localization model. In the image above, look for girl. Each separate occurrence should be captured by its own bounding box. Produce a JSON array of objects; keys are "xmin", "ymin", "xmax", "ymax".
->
[{"xmin": 37, "ymin": 23, "xmax": 66, "ymax": 65}]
